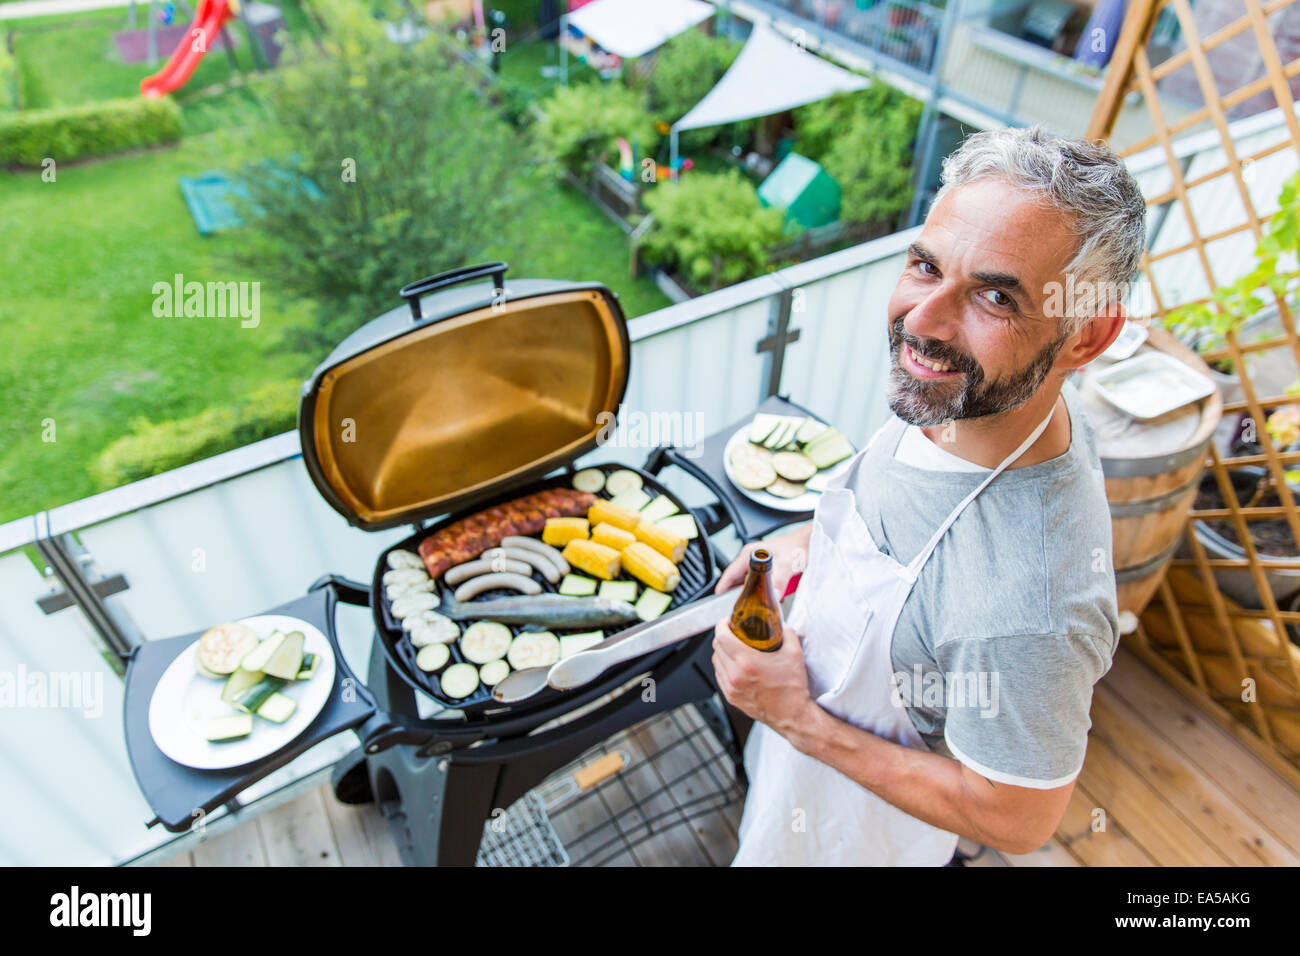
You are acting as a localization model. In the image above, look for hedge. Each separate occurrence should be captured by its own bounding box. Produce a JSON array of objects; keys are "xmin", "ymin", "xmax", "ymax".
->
[
  {"xmin": 0, "ymin": 96, "xmax": 181, "ymax": 166},
  {"xmin": 90, "ymin": 381, "xmax": 301, "ymax": 489},
  {"xmin": 0, "ymin": 34, "xmax": 17, "ymax": 111}
]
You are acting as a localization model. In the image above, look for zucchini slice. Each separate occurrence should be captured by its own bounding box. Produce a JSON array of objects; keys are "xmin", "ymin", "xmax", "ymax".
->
[
  {"xmin": 572, "ymin": 468, "xmax": 606, "ymax": 493},
  {"xmin": 234, "ymin": 676, "xmax": 289, "ymax": 714},
  {"xmin": 749, "ymin": 413, "xmax": 782, "ymax": 443},
  {"xmin": 635, "ymin": 588, "xmax": 673, "ymax": 622},
  {"xmin": 255, "ymin": 692, "xmax": 297, "ymax": 724},
  {"xmin": 220, "ymin": 667, "xmax": 266, "ymax": 706},
  {"xmin": 205, "ymin": 714, "xmax": 254, "ymax": 742},
  {"xmin": 416, "ymin": 643, "xmax": 451, "ymax": 673},
  {"xmin": 605, "ymin": 469, "xmax": 643, "ymax": 497},
  {"xmin": 598, "ymin": 580, "xmax": 639, "ymax": 603},
  {"xmin": 559, "ymin": 574, "xmax": 598, "ymax": 596},
  {"xmin": 263, "ymin": 631, "xmax": 305, "ymax": 680},
  {"xmin": 807, "ymin": 431, "xmax": 854, "ymax": 468},
  {"xmin": 479, "ymin": 659, "xmax": 511, "ymax": 687},
  {"xmin": 796, "ymin": 416, "xmax": 826, "ymax": 444},
  {"xmin": 460, "ymin": 621, "xmax": 512, "ymax": 664},
  {"xmin": 240, "ymin": 631, "xmax": 286, "ymax": 673},
  {"xmin": 506, "ymin": 631, "xmax": 561, "ymax": 670},
  {"xmin": 560, "ymin": 631, "xmax": 605, "ymax": 658},
  {"xmin": 639, "ymin": 494, "xmax": 678, "ymax": 523},
  {"xmin": 656, "ymin": 514, "xmax": 698, "ymax": 540},
  {"xmin": 609, "ymin": 487, "xmax": 651, "ymax": 512},
  {"xmin": 439, "ymin": 662, "xmax": 480, "ymax": 700},
  {"xmin": 295, "ymin": 653, "xmax": 320, "ymax": 681}
]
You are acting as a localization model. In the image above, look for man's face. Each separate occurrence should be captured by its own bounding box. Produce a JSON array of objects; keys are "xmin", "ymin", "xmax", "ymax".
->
[{"xmin": 885, "ymin": 179, "xmax": 1082, "ymax": 426}]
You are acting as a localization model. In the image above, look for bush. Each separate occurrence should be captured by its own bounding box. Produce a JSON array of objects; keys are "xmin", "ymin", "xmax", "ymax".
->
[
  {"xmin": 90, "ymin": 382, "xmax": 301, "ymax": 489},
  {"xmin": 0, "ymin": 96, "xmax": 181, "ymax": 166},
  {"xmin": 641, "ymin": 171, "xmax": 784, "ymax": 291},
  {"xmin": 645, "ymin": 29, "xmax": 749, "ymax": 151},
  {"xmin": 794, "ymin": 86, "xmax": 923, "ymax": 225},
  {"xmin": 227, "ymin": 1, "xmax": 533, "ymax": 350},
  {"xmin": 537, "ymin": 81, "xmax": 659, "ymax": 178}
]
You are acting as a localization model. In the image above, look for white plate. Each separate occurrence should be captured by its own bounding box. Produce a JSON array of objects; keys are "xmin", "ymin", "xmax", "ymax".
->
[
  {"xmin": 1100, "ymin": 320, "xmax": 1149, "ymax": 362},
  {"xmin": 148, "ymin": 615, "xmax": 336, "ymax": 770},
  {"xmin": 722, "ymin": 424, "xmax": 856, "ymax": 513},
  {"xmin": 1092, "ymin": 351, "xmax": 1216, "ymax": 420}
]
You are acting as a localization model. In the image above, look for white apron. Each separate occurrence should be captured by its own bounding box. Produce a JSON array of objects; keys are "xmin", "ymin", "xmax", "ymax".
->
[{"xmin": 732, "ymin": 401, "xmax": 1059, "ymax": 866}]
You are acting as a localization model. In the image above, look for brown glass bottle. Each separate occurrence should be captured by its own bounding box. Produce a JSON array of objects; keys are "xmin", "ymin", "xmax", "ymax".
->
[{"xmin": 729, "ymin": 548, "xmax": 784, "ymax": 652}]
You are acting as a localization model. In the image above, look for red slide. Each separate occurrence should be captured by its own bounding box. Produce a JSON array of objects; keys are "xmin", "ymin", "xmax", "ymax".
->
[{"xmin": 140, "ymin": 0, "xmax": 235, "ymax": 98}]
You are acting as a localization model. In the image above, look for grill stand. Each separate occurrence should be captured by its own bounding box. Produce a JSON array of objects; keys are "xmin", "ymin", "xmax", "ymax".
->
[{"xmin": 344, "ymin": 603, "xmax": 733, "ymax": 866}]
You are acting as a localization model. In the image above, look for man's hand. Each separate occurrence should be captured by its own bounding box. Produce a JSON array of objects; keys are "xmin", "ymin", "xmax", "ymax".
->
[
  {"xmin": 711, "ymin": 618, "xmax": 813, "ymax": 739},
  {"xmin": 713, "ymin": 524, "xmax": 813, "ymax": 597}
]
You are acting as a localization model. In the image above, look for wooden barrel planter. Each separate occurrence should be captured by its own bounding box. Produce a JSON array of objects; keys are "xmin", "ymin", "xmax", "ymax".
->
[{"xmin": 1077, "ymin": 325, "xmax": 1223, "ymax": 620}]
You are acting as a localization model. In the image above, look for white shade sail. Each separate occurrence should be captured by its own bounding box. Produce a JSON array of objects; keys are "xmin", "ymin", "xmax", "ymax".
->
[
  {"xmin": 674, "ymin": 22, "xmax": 870, "ymax": 131},
  {"xmin": 565, "ymin": 0, "xmax": 716, "ymax": 59}
]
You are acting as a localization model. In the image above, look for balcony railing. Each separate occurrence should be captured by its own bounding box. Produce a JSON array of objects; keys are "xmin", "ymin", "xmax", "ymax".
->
[{"xmin": 0, "ymin": 226, "xmax": 920, "ymax": 867}]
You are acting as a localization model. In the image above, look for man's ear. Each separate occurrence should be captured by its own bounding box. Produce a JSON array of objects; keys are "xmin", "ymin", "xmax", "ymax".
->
[{"xmin": 1061, "ymin": 302, "xmax": 1127, "ymax": 371}]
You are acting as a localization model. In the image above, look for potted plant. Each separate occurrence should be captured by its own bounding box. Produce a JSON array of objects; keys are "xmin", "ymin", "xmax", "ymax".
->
[{"xmin": 1161, "ymin": 170, "xmax": 1300, "ymax": 394}]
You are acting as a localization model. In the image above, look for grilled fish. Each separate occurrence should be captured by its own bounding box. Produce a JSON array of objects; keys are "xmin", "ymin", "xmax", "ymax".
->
[{"xmin": 440, "ymin": 592, "xmax": 639, "ymax": 628}]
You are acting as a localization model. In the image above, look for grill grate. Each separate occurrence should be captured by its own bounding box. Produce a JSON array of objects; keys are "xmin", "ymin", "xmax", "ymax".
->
[
  {"xmin": 481, "ymin": 702, "xmax": 745, "ymax": 867},
  {"xmin": 376, "ymin": 463, "xmax": 716, "ymax": 715}
]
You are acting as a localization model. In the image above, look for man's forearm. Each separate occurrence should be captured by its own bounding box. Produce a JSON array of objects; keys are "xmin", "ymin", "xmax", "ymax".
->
[{"xmin": 779, "ymin": 700, "xmax": 1020, "ymax": 851}]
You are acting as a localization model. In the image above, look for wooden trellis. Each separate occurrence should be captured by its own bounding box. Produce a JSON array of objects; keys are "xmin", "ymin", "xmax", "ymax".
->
[{"xmin": 1087, "ymin": 0, "xmax": 1300, "ymax": 778}]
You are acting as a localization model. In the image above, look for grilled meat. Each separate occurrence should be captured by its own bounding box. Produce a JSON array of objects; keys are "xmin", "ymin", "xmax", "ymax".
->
[{"xmin": 418, "ymin": 488, "xmax": 596, "ymax": 579}]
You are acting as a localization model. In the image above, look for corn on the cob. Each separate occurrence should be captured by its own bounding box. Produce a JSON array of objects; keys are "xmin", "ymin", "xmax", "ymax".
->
[
  {"xmin": 591, "ymin": 522, "xmax": 636, "ymax": 551},
  {"xmin": 621, "ymin": 542, "xmax": 680, "ymax": 592},
  {"xmin": 562, "ymin": 539, "xmax": 621, "ymax": 581},
  {"xmin": 542, "ymin": 517, "xmax": 589, "ymax": 547},
  {"xmin": 587, "ymin": 499, "xmax": 641, "ymax": 533},
  {"xmin": 633, "ymin": 520, "xmax": 686, "ymax": 564}
]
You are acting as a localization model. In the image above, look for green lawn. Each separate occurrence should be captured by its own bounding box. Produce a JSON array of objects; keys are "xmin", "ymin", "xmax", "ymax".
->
[
  {"xmin": 8, "ymin": 2, "xmax": 316, "ymax": 110},
  {"xmin": 0, "ymin": 20, "xmax": 668, "ymax": 523}
]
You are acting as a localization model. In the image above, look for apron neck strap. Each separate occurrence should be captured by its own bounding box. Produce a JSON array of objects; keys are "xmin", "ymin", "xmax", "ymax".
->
[{"xmin": 905, "ymin": 398, "xmax": 1060, "ymax": 577}]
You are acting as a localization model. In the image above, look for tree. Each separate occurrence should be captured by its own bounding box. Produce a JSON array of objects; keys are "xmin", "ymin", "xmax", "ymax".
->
[
  {"xmin": 795, "ymin": 86, "xmax": 923, "ymax": 225},
  {"xmin": 646, "ymin": 28, "xmax": 750, "ymax": 152},
  {"xmin": 536, "ymin": 81, "xmax": 659, "ymax": 178},
  {"xmin": 641, "ymin": 171, "xmax": 785, "ymax": 291},
  {"xmin": 227, "ymin": 0, "xmax": 533, "ymax": 350}
]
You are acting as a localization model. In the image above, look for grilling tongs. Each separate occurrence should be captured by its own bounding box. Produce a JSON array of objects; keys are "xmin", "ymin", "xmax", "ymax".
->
[{"xmin": 492, "ymin": 587, "xmax": 740, "ymax": 704}]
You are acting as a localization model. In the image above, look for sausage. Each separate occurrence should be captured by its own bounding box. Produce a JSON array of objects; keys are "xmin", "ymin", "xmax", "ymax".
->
[
  {"xmin": 418, "ymin": 489, "xmax": 595, "ymax": 579},
  {"xmin": 481, "ymin": 546, "xmax": 561, "ymax": 583},
  {"xmin": 500, "ymin": 536, "xmax": 570, "ymax": 577},
  {"xmin": 453, "ymin": 572, "xmax": 543, "ymax": 602},
  {"xmin": 444, "ymin": 556, "xmax": 533, "ymax": 586}
]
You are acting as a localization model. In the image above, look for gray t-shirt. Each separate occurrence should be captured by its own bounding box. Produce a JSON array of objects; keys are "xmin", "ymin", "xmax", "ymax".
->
[{"xmin": 853, "ymin": 380, "xmax": 1118, "ymax": 788}]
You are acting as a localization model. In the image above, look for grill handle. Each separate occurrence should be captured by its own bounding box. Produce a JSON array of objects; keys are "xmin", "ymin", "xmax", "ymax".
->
[{"xmin": 398, "ymin": 261, "xmax": 509, "ymax": 320}]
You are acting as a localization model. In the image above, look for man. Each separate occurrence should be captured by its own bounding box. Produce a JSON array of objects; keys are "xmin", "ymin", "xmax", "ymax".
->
[{"xmin": 712, "ymin": 125, "xmax": 1147, "ymax": 865}]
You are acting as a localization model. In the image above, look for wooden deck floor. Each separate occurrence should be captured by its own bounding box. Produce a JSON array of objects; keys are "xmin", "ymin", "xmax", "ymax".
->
[{"xmin": 157, "ymin": 646, "xmax": 1300, "ymax": 867}]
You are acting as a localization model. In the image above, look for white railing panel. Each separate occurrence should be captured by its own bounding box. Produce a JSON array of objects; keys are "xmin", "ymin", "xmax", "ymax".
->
[{"xmin": 0, "ymin": 550, "xmax": 163, "ymax": 866}]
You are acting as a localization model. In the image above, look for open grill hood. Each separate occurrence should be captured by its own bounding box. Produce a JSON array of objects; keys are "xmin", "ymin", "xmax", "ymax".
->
[{"xmin": 299, "ymin": 264, "xmax": 630, "ymax": 530}]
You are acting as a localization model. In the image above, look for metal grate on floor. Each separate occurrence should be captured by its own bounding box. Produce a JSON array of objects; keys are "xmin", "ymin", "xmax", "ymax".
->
[
  {"xmin": 476, "ymin": 792, "xmax": 570, "ymax": 867},
  {"xmin": 478, "ymin": 701, "xmax": 745, "ymax": 867}
]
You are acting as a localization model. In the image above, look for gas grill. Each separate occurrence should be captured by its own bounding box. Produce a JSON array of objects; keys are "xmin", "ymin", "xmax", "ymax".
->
[{"xmin": 122, "ymin": 262, "xmax": 817, "ymax": 865}]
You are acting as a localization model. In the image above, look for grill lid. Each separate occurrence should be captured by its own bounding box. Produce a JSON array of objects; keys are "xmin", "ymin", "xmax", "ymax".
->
[{"xmin": 299, "ymin": 263, "xmax": 630, "ymax": 530}]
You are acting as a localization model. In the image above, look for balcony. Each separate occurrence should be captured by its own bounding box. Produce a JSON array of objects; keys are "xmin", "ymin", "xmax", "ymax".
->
[{"xmin": 7, "ymin": 210, "xmax": 1300, "ymax": 866}]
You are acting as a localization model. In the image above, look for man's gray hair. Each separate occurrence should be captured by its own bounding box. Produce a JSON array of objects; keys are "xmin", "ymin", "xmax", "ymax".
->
[{"xmin": 933, "ymin": 125, "xmax": 1148, "ymax": 335}]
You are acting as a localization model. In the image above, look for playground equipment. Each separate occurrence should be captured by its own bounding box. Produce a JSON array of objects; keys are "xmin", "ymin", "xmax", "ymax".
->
[
  {"xmin": 138, "ymin": 0, "xmax": 285, "ymax": 97},
  {"xmin": 140, "ymin": 0, "xmax": 237, "ymax": 97}
]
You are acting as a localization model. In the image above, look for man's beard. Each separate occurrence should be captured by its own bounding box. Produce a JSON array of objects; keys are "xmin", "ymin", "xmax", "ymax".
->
[{"xmin": 886, "ymin": 315, "xmax": 1067, "ymax": 426}]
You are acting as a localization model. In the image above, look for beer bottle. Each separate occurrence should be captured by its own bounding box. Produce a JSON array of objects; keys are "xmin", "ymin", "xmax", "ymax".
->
[{"xmin": 729, "ymin": 548, "xmax": 784, "ymax": 652}]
